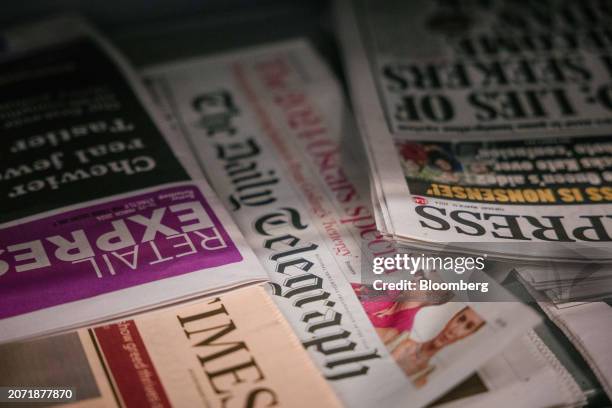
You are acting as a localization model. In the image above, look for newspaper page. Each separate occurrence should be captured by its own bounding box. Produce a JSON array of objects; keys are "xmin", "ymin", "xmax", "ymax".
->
[
  {"xmin": 145, "ymin": 40, "xmax": 539, "ymax": 408},
  {"xmin": 536, "ymin": 300, "xmax": 612, "ymax": 400},
  {"xmin": 545, "ymin": 282, "xmax": 612, "ymax": 304},
  {"xmin": 0, "ymin": 285, "xmax": 341, "ymax": 407},
  {"xmin": 335, "ymin": 0, "xmax": 612, "ymax": 262},
  {"xmin": 516, "ymin": 263, "xmax": 612, "ymax": 304},
  {"xmin": 517, "ymin": 263, "xmax": 612, "ymax": 291},
  {"xmin": 437, "ymin": 331, "xmax": 585, "ymax": 408},
  {"xmin": 0, "ymin": 16, "xmax": 266, "ymax": 344}
]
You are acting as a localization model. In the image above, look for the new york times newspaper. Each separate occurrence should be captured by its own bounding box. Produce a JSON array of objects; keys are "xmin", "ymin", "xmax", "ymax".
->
[
  {"xmin": 145, "ymin": 40, "xmax": 540, "ymax": 408},
  {"xmin": 336, "ymin": 0, "xmax": 612, "ymax": 262}
]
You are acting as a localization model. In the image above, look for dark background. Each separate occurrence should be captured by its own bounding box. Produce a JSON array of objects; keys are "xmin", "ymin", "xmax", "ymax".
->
[{"xmin": 0, "ymin": 1, "xmax": 338, "ymax": 70}]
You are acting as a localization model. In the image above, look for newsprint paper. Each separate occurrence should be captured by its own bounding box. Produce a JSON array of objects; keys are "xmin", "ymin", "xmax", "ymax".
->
[
  {"xmin": 335, "ymin": 0, "xmax": 612, "ymax": 262},
  {"xmin": 0, "ymin": 285, "xmax": 341, "ymax": 408},
  {"xmin": 537, "ymin": 300, "xmax": 612, "ymax": 401},
  {"xmin": 145, "ymin": 40, "xmax": 539, "ymax": 408},
  {"xmin": 0, "ymin": 17, "xmax": 266, "ymax": 343},
  {"xmin": 515, "ymin": 270, "xmax": 612, "ymax": 402},
  {"xmin": 438, "ymin": 331, "xmax": 585, "ymax": 408}
]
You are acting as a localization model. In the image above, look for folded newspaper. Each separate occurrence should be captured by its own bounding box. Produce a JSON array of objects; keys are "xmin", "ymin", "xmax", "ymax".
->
[
  {"xmin": 437, "ymin": 330, "xmax": 585, "ymax": 408},
  {"xmin": 0, "ymin": 17, "xmax": 266, "ymax": 343},
  {"xmin": 516, "ymin": 271, "xmax": 612, "ymax": 401},
  {"xmin": 538, "ymin": 301, "xmax": 612, "ymax": 401},
  {"xmin": 0, "ymin": 285, "xmax": 341, "ymax": 407},
  {"xmin": 335, "ymin": 0, "xmax": 612, "ymax": 262},
  {"xmin": 517, "ymin": 263, "xmax": 612, "ymax": 304},
  {"xmin": 144, "ymin": 39, "xmax": 539, "ymax": 408}
]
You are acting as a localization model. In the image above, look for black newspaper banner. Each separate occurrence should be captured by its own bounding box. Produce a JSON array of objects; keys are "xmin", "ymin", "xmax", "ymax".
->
[{"xmin": 0, "ymin": 39, "xmax": 188, "ymax": 223}]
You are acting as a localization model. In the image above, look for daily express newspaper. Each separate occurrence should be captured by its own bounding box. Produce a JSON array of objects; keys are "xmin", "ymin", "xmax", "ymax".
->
[
  {"xmin": 335, "ymin": 0, "xmax": 612, "ymax": 262},
  {"xmin": 0, "ymin": 17, "xmax": 266, "ymax": 343},
  {"xmin": 145, "ymin": 40, "xmax": 539, "ymax": 408},
  {"xmin": 0, "ymin": 285, "xmax": 341, "ymax": 408}
]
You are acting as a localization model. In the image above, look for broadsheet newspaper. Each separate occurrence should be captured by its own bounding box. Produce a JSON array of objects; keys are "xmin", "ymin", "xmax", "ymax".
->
[
  {"xmin": 0, "ymin": 285, "xmax": 341, "ymax": 407},
  {"xmin": 335, "ymin": 0, "xmax": 612, "ymax": 262},
  {"xmin": 0, "ymin": 17, "xmax": 266, "ymax": 343},
  {"xmin": 145, "ymin": 40, "xmax": 539, "ymax": 408}
]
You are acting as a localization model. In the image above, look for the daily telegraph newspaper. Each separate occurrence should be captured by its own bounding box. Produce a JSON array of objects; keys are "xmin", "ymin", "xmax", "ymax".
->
[
  {"xmin": 335, "ymin": 0, "xmax": 612, "ymax": 261},
  {"xmin": 145, "ymin": 40, "xmax": 539, "ymax": 408},
  {"xmin": 0, "ymin": 17, "xmax": 266, "ymax": 343},
  {"xmin": 0, "ymin": 285, "xmax": 341, "ymax": 407}
]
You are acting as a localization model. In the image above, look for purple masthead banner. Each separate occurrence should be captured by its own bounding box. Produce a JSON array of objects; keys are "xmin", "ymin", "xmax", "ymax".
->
[{"xmin": 0, "ymin": 185, "xmax": 242, "ymax": 318}]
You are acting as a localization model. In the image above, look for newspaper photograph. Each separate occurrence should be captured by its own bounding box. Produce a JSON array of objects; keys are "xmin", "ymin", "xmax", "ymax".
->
[
  {"xmin": 335, "ymin": 0, "xmax": 612, "ymax": 262},
  {"xmin": 145, "ymin": 40, "xmax": 539, "ymax": 408},
  {"xmin": 0, "ymin": 285, "xmax": 341, "ymax": 407},
  {"xmin": 0, "ymin": 16, "xmax": 266, "ymax": 344},
  {"xmin": 391, "ymin": 136, "xmax": 612, "ymax": 261}
]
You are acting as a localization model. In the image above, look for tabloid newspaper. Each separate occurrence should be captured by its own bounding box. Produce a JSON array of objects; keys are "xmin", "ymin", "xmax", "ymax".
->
[
  {"xmin": 144, "ymin": 40, "xmax": 540, "ymax": 408},
  {"xmin": 0, "ymin": 17, "xmax": 266, "ymax": 343},
  {"xmin": 335, "ymin": 0, "xmax": 612, "ymax": 262},
  {"xmin": 0, "ymin": 285, "xmax": 341, "ymax": 407}
]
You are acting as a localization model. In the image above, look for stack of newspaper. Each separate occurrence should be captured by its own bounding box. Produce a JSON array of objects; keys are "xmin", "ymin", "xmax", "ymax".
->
[
  {"xmin": 0, "ymin": 2, "xmax": 609, "ymax": 407},
  {"xmin": 336, "ymin": 0, "xmax": 612, "ymax": 264},
  {"xmin": 0, "ymin": 16, "xmax": 340, "ymax": 407},
  {"xmin": 0, "ymin": 17, "xmax": 269, "ymax": 344},
  {"xmin": 516, "ymin": 263, "xmax": 612, "ymax": 304},
  {"xmin": 143, "ymin": 38, "xmax": 554, "ymax": 408},
  {"xmin": 334, "ymin": 0, "xmax": 612, "ymax": 406}
]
